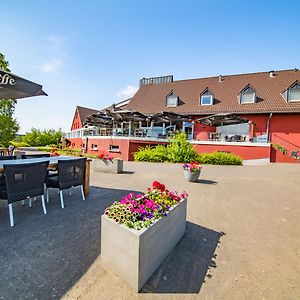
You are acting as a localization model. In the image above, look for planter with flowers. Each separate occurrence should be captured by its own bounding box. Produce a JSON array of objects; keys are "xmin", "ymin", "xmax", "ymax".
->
[
  {"xmin": 101, "ymin": 181, "xmax": 188, "ymax": 292},
  {"xmin": 93, "ymin": 153, "xmax": 123, "ymax": 174},
  {"xmin": 183, "ymin": 161, "xmax": 202, "ymax": 182}
]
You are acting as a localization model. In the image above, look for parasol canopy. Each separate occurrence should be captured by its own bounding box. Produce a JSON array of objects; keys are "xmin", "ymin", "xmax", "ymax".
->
[
  {"xmin": 105, "ymin": 108, "xmax": 147, "ymax": 123},
  {"xmin": 149, "ymin": 111, "xmax": 192, "ymax": 124},
  {"xmin": 197, "ymin": 113, "xmax": 248, "ymax": 127},
  {"xmin": 0, "ymin": 69, "xmax": 47, "ymax": 100}
]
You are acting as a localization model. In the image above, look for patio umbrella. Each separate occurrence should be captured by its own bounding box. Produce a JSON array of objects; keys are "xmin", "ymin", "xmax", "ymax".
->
[
  {"xmin": 107, "ymin": 108, "xmax": 147, "ymax": 123},
  {"xmin": 0, "ymin": 69, "xmax": 47, "ymax": 100},
  {"xmin": 84, "ymin": 112, "xmax": 113, "ymax": 127},
  {"xmin": 197, "ymin": 113, "xmax": 248, "ymax": 127},
  {"xmin": 198, "ymin": 113, "xmax": 249, "ymax": 138}
]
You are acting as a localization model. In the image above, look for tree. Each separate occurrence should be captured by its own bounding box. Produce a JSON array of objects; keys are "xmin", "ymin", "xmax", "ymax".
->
[
  {"xmin": 0, "ymin": 53, "xmax": 19, "ymax": 146},
  {"xmin": 22, "ymin": 128, "xmax": 63, "ymax": 146}
]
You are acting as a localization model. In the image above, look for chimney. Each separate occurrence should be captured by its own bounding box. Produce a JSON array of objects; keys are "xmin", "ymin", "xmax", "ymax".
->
[
  {"xmin": 269, "ymin": 71, "xmax": 275, "ymax": 78},
  {"xmin": 218, "ymin": 75, "xmax": 223, "ymax": 82}
]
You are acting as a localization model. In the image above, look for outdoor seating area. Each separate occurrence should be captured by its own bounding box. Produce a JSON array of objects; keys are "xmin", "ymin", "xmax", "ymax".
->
[{"xmin": 0, "ymin": 155, "xmax": 90, "ymax": 226}]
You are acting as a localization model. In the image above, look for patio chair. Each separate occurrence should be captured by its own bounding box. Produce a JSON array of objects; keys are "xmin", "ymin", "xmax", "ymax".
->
[
  {"xmin": 21, "ymin": 153, "xmax": 51, "ymax": 159},
  {"xmin": 46, "ymin": 158, "xmax": 86, "ymax": 208},
  {"xmin": 0, "ymin": 156, "xmax": 17, "ymax": 187},
  {"xmin": 0, "ymin": 161, "xmax": 49, "ymax": 226}
]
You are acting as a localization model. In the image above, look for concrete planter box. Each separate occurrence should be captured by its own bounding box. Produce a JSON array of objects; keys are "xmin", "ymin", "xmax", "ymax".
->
[
  {"xmin": 93, "ymin": 159, "xmax": 123, "ymax": 174},
  {"xmin": 101, "ymin": 198, "xmax": 187, "ymax": 292}
]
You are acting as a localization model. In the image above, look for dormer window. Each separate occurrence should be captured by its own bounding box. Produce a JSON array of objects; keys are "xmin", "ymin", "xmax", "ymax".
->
[
  {"xmin": 166, "ymin": 91, "xmax": 178, "ymax": 107},
  {"xmin": 287, "ymin": 82, "xmax": 300, "ymax": 102},
  {"xmin": 240, "ymin": 86, "xmax": 256, "ymax": 104},
  {"xmin": 200, "ymin": 90, "xmax": 214, "ymax": 105}
]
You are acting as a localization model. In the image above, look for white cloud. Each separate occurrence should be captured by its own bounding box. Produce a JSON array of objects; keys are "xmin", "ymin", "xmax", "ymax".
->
[
  {"xmin": 116, "ymin": 85, "xmax": 138, "ymax": 99},
  {"xmin": 38, "ymin": 36, "xmax": 67, "ymax": 74},
  {"xmin": 40, "ymin": 59, "xmax": 64, "ymax": 74}
]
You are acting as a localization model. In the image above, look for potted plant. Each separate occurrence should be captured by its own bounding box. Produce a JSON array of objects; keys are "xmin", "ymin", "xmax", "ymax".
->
[
  {"xmin": 93, "ymin": 152, "xmax": 123, "ymax": 174},
  {"xmin": 101, "ymin": 181, "xmax": 188, "ymax": 292},
  {"xmin": 182, "ymin": 161, "xmax": 202, "ymax": 182}
]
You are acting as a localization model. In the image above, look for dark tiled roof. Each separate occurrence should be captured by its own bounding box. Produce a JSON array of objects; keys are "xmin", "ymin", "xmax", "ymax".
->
[
  {"xmin": 77, "ymin": 106, "xmax": 100, "ymax": 124},
  {"xmin": 126, "ymin": 69, "xmax": 300, "ymax": 115}
]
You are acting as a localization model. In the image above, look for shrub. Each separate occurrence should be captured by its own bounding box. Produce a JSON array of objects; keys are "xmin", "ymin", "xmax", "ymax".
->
[
  {"xmin": 133, "ymin": 133, "xmax": 243, "ymax": 165},
  {"xmin": 134, "ymin": 133, "xmax": 197, "ymax": 163},
  {"xmin": 10, "ymin": 141, "xmax": 30, "ymax": 147},
  {"xmin": 166, "ymin": 132, "xmax": 198, "ymax": 162},
  {"xmin": 272, "ymin": 143, "xmax": 288, "ymax": 155},
  {"xmin": 134, "ymin": 145, "xmax": 169, "ymax": 162},
  {"xmin": 197, "ymin": 152, "xmax": 242, "ymax": 165}
]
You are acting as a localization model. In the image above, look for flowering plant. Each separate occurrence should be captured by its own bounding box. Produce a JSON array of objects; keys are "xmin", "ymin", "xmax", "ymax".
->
[
  {"xmin": 50, "ymin": 152, "xmax": 60, "ymax": 156},
  {"xmin": 104, "ymin": 181, "xmax": 188, "ymax": 230},
  {"xmin": 182, "ymin": 161, "xmax": 202, "ymax": 174},
  {"xmin": 98, "ymin": 153, "xmax": 113, "ymax": 161}
]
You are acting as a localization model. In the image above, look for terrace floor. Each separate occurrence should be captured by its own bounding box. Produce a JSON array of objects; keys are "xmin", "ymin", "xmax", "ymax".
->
[{"xmin": 0, "ymin": 162, "xmax": 299, "ymax": 300}]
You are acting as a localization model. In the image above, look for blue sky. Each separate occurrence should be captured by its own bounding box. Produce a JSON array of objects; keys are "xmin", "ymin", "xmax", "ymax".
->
[{"xmin": 2, "ymin": 0, "xmax": 299, "ymax": 133}]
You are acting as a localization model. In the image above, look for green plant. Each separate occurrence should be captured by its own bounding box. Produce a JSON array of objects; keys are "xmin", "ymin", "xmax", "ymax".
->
[
  {"xmin": 21, "ymin": 128, "xmax": 63, "ymax": 147},
  {"xmin": 197, "ymin": 152, "xmax": 242, "ymax": 165},
  {"xmin": 134, "ymin": 132, "xmax": 197, "ymax": 163},
  {"xmin": 272, "ymin": 143, "xmax": 288, "ymax": 155},
  {"xmin": 133, "ymin": 145, "xmax": 169, "ymax": 162},
  {"xmin": 166, "ymin": 132, "xmax": 198, "ymax": 162},
  {"xmin": 10, "ymin": 141, "xmax": 30, "ymax": 148}
]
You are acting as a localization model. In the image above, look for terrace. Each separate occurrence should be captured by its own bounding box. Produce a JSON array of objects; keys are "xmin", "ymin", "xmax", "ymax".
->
[
  {"xmin": 0, "ymin": 161, "xmax": 299, "ymax": 299},
  {"xmin": 64, "ymin": 110, "xmax": 269, "ymax": 143}
]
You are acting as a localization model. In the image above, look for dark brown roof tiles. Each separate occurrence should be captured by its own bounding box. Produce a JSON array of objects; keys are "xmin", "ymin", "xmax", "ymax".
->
[{"xmin": 126, "ymin": 69, "xmax": 300, "ymax": 115}]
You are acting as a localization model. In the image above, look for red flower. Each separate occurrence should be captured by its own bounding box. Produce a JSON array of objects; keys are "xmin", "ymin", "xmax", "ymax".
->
[{"xmin": 152, "ymin": 181, "xmax": 166, "ymax": 191}]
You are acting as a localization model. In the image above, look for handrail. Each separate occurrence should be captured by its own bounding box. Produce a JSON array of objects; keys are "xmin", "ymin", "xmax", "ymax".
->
[{"xmin": 271, "ymin": 133, "xmax": 300, "ymax": 150}]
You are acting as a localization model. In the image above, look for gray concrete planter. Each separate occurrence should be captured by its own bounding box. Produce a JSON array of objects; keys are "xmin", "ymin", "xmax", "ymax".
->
[
  {"xmin": 93, "ymin": 159, "xmax": 123, "ymax": 174},
  {"xmin": 184, "ymin": 169, "xmax": 201, "ymax": 182},
  {"xmin": 101, "ymin": 198, "xmax": 187, "ymax": 292}
]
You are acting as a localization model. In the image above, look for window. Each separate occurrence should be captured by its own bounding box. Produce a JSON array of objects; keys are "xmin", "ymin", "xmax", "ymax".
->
[
  {"xmin": 200, "ymin": 90, "xmax": 213, "ymax": 105},
  {"xmin": 91, "ymin": 144, "xmax": 98, "ymax": 150},
  {"xmin": 166, "ymin": 92, "xmax": 178, "ymax": 107},
  {"xmin": 240, "ymin": 86, "xmax": 256, "ymax": 104},
  {"xmin": 109, "ymin": 145, "xmax": 120, "ymax": 152},
  {"xmin": 287, "ymin": 83, "xmax": 300, "ymax": 101}
]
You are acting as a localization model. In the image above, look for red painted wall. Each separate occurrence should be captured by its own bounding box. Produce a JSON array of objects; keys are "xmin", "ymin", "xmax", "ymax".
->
[
  {"xmin": 193, "ymin": 144, "xmax": 270, "ymax": 160},
  {"xmin": 71, "ymin": 109, "xmax": 82, "ymax": 131},
  {"xmin": 67, "ymin": 113, "xmax": 300, "ymax": 163}
]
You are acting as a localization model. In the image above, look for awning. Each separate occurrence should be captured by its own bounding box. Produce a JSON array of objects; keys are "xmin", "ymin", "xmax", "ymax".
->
[
  {"xmin": 0, "ymin": 69, "xmax": 47, "ymax": 100},
  {"xmin": 197, "ymin": 113, "xmax": 248, "ymax": 126}
]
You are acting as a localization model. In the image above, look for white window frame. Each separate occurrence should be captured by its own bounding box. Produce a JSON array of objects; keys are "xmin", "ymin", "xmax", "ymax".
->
[
  {"xmin": 239, "ymin": 87, "xmax": 256, "ymax": 104},
  {"xmin": 287, "ymin": 83, "xmax": 300, "ymax": 102},
  {"xmin": 200, "ymin": 90, "xmax": 214, "ymax": 106},
  {"xmin": 166, "ymin": 94, "xmax": 178, "ymax": 107}
]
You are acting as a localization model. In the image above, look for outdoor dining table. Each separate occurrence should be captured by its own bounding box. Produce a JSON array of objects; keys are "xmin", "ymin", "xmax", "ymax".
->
[{"xmin": 0, "ymin": 156, "xmax": 91, "ymax": 196}]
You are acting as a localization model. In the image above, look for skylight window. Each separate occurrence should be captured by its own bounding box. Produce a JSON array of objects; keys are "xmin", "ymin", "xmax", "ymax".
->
[
  {"xmin": 200, "ymin": 90, "xmax": 213, "ymax": 105},
  {"xmin": 240, "ymin": 86, "xmax": 256, "ymax": 104},
  {"xmin": 166, "ymin": 92, "xmax": 178, "ymax": 107}
]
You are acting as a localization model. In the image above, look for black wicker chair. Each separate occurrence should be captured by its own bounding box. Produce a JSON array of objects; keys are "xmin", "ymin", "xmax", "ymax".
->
[
  {"xmin": 21, "ymin": 153, "xmax": 51, "ymax": 159},
  {"xmin": 46, "ymin": 158, "xmax": 86, "ymax": 208},
  {"xmin": 0, "ymin": 161, "xmax": 49, "ymax": 226}
]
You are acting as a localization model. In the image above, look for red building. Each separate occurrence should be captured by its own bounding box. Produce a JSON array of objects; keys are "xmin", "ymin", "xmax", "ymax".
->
[{"xmin": 66, "ymin": 69, "xmax": 300, "ymax": 163}]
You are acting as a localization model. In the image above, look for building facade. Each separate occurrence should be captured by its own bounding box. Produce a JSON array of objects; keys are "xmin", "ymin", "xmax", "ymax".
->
[{"xmin": 66, "ymin": 69, "xmax": 300, "ymax": 163}]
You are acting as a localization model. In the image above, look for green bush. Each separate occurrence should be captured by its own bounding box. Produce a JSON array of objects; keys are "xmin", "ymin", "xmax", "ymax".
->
[
  {"xmin": 134, "ymin": 132, "xmax": 242, "ymax": 165},
  {"xmin": 166, "ymin": 132, "xmax": 198, "ymax": 162},
  {"xmin": 197, "ymin": 152, "xmax": 242, "ymax": 165},
  {"xmin": 10, "ymin": 141, "xmax": 30, "ymax": 147},
  {"xmin": 134, "ymin": 145, "xmax": 169, "ymax": 162},
  {"xmin": 20, "ymin": 128, "xmax": 63, "ymax": 147},
  {"xmin": 134, "ymin": 132, "xmax": 197, "ymax": 163}
]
